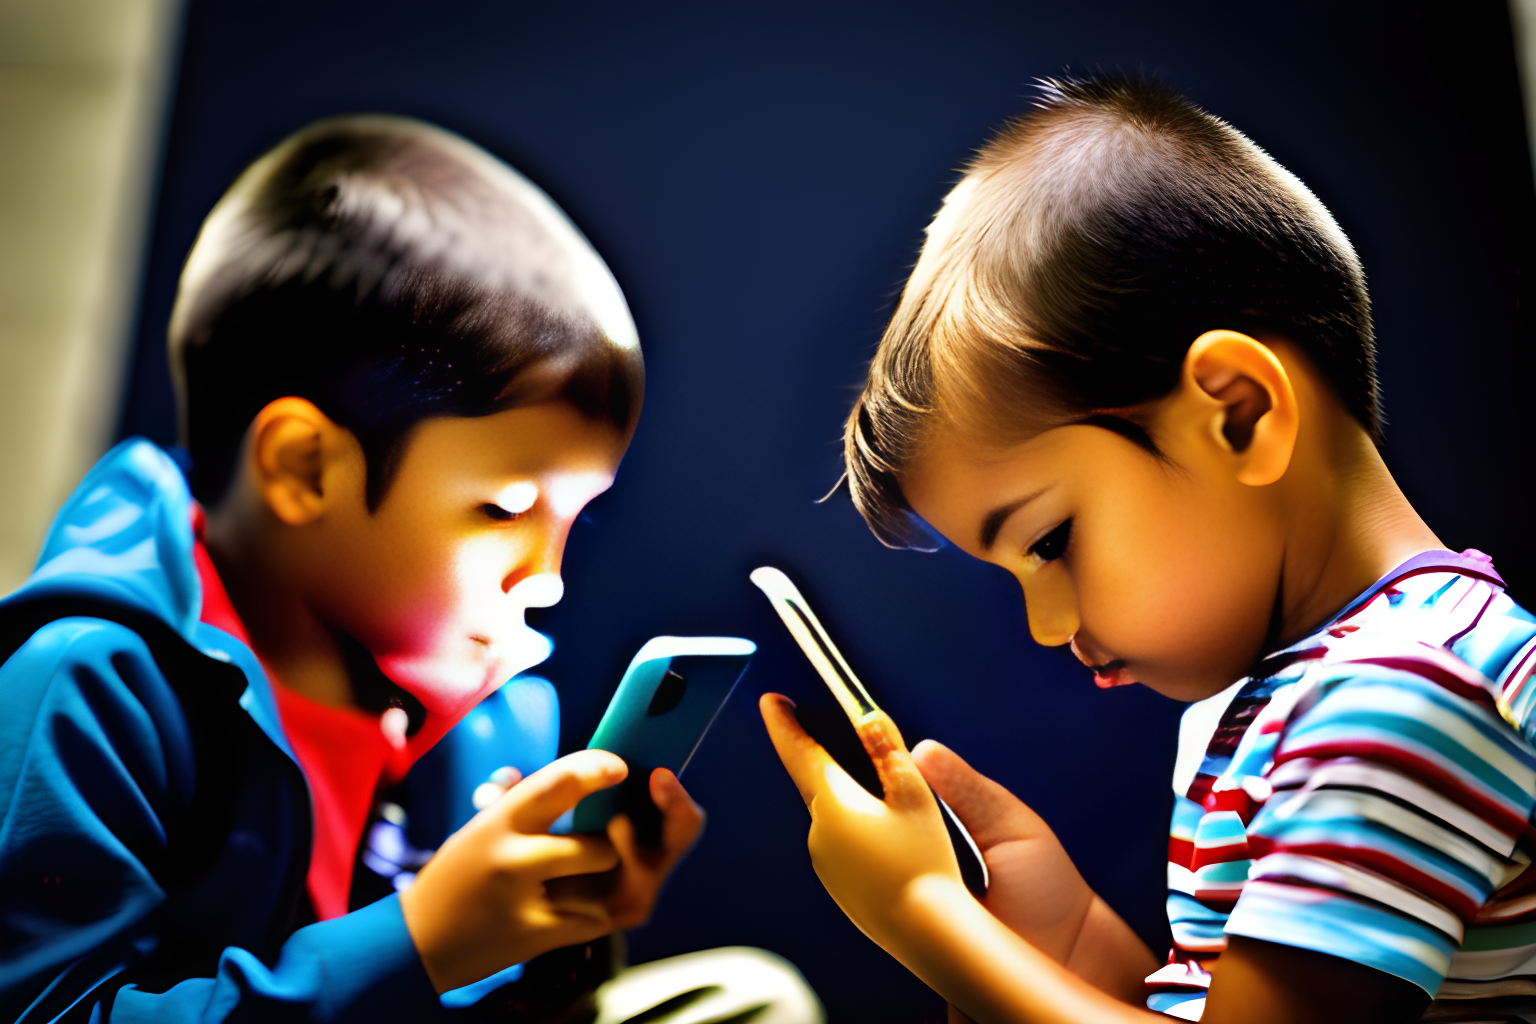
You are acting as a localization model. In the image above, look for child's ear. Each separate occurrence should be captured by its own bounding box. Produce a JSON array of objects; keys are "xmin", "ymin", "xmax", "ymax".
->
[
  {"xmin": 247, "ymin": 397, "xmax": 349, "ymax": 525},
  {"xmin": 1180, "ymin": 330, "xmax": 1300, "ymax": 486}
]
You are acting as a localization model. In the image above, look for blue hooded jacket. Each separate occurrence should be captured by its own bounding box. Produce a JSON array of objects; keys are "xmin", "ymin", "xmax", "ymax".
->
[{"xmin": 0, "ymin": 440, "xmax": 560, "ymax": 1022}]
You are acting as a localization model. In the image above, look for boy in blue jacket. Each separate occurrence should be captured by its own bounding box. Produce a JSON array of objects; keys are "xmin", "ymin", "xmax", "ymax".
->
[{"xmin": 0, "ymin": 116, "xmax": 819, "ymax": 1024}]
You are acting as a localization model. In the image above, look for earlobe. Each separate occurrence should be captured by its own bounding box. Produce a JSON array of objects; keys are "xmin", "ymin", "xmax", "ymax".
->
[
  {"xmin": 248, "ymin": 398, "xmax": 337, "ymax": 525},
  {"xmin": 1183, "ymin": 331, "xmax": 1299, "ymax": 487}
]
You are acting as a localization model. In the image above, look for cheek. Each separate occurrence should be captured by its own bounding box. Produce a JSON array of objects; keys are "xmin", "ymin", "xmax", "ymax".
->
[
  {"xmin": 373, "ymin": 539, "xmax": 507, "ymax": 657},
  {"xmin": 1076, "ymin": 476, "xmax": 1280, "ymax": 675},
  {"xmin": 365, "ymin": 533, "xmax": 551, "ymax": 709},
  {"xmin": 313, "ymin": 515, "xmax": 471, "ymax": 658},
  {"xmin": 348, "ymin": 551, "xmax": 500, "ymax": 715}
]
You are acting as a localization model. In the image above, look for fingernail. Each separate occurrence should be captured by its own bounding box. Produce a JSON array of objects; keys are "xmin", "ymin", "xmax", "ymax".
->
[
  {"xmin": 773, "ymin": 693, "xmax": 797, "ymax": 709},
  {"xmin": 490, "ymin": 766, "xmax": 521, "ymax": 787}
]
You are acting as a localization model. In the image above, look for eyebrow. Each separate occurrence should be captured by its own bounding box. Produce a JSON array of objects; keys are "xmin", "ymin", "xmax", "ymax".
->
[{"xmin": 979, "ymin": 487, "xmax": 1047, "ymax": 551}]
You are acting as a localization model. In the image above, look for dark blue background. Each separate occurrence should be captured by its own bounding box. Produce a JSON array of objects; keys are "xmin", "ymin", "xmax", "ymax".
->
[{"xmin": 117, "ymin": 3, "xmax": 1535, "ymax": 1019}]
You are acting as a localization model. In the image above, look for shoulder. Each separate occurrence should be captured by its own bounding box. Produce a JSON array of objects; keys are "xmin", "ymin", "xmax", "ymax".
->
[
  {"xmin": 1199, "ymin": 568, "xmax": 1536, "ymax": 819},
  {"xmin": 1275, "ymin": 627, "xmax": 1536, "ymax": 823},
  {"xmin": 1276, "ymin": 566, "xmax": 1536, "ymax": 765},
  {"xmin": 0, "ymin": 615, "xmax": 196, "ymax": 810},
  {"xmin": 1253, "ymin": 638, "xmax": 1536, "ymax": 919},
  {"xmin": 2, "ymin": 614, "xmax": 191, "ymax": 722},
  {"xmin": 1210, "ymin": 571, "xmax": 1536, "ymax": 999},
  {"xmin": 6, "ymin": 612, "xmax": 158, "ymax": 665}
]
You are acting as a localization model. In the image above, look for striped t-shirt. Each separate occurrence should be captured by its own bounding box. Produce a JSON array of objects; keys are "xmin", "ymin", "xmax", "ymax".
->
[{"xmin": 1145, "ymin": 550, "xmax": 1536, "ymax": 1021}]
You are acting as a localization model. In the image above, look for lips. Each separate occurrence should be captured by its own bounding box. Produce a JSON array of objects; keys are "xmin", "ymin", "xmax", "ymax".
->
[
  {"xmin": 1089, "ymin": 659, "xmax": 1131, "ymax": 689},
  {"xmin": 1071, "ymin": 636, "xmax": 1133, "ymax": 689}
]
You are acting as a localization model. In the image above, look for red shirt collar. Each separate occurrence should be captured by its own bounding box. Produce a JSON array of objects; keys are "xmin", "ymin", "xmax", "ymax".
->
[{"xmin": 190, "ymin": 504, "xmax": 392, "ymax": 921}]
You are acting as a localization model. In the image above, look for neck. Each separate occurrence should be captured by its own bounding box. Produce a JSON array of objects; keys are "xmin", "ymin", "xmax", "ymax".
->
[
  {"xmin": 1274, "ymin": 425, "xmax": 1443, "ymax": 647},
  {"xmin": 203, "ymin": 499, "xmax": 359, "ymax": 711}
]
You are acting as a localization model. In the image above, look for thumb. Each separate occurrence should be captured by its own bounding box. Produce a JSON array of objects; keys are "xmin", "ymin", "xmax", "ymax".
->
[
  {"xmin": 507, "ymin": 749, "xmax": 627, "ymax": 834},
  {"xmin": 911, "ymin": 739, "xmax": 1049, "ymax": 851}
]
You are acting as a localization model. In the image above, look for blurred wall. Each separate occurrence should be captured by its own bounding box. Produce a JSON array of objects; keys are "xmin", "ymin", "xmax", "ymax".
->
[
  {"xmin": 0, "ymin": 0, "xmax": 180, "ymax": 592},
  {"xmin": 1513, "ymin": 0, "xmax": 1536, "ymax": 178}
]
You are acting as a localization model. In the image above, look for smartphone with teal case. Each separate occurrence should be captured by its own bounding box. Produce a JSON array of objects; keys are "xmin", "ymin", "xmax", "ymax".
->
[{"xmin": 572, "ymin": 636, "xmax": 755, "ymax": 842}]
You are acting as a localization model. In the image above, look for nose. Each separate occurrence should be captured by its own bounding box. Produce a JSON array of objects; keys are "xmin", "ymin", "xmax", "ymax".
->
[
  {"xmin": 509, "ymin": 572, "xmax": 563, "ymax": 609},
  {"xmin": 1019, "ymin": 566, "xmax": 1080, "ymax": 647},
  {"xmin": 501, "ymin": 518, "xmax": 569, "ymax": 600}
]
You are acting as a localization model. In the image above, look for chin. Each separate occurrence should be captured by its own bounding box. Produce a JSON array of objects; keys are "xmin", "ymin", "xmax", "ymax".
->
[
  {"xmin": 1148, "ymin": 668, "xmax": 1243, "ymax": 703},
  {"xmin": 370, "ymin": 651, "xmax": 489, "ymax": 709},
  {"xmin": 487, "ymin": 625, "xmax": 555, "ymax": 682},
  {"xmin": 378, "ymin": 629, "xmax": 554, "ymax": 711}
]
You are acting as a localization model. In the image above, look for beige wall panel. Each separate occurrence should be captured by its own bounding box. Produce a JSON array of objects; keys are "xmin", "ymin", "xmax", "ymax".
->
[{"xmin": 0, "ymin": 0, "xmax": 179, "ymax": 592}]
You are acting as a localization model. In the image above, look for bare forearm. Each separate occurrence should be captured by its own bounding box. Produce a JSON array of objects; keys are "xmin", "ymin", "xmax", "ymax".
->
[
  {"xmin": 1066, "ymin": 894, "xmax": 1159, "ymax": 1003},
  {"xmin": 887, "ymin": 876, "xmax": 1162, "ymax": 1024}
]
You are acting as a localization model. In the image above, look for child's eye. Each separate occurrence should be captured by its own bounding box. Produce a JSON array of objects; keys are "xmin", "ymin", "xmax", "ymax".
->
[
  {"xmin": 1028, "ymin": 519, "xmax": 1072, "ymax": 563},
  {"xmin": 480, "ymin": 503, "xmax": 522, "ymax": 522}
]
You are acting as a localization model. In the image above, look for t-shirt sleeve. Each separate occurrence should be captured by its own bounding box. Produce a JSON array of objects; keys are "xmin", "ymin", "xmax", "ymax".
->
[
  {"xmin": 1228, "ymin": 659, "xmax": 1536, "ymax": 996},
  {"xmin": 0, "ymin": 618, "xmax": 445, "ymax": 1023}
]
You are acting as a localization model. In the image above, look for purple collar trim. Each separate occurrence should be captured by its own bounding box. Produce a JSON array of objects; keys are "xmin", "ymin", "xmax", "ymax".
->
[
  {"xmin": 1330, "ymin": 548, "xmax": 1504, "ymax": 625},
  {"xmin": 1248, "ymin": 549, "xmax": 1503, "ymax": 682}
]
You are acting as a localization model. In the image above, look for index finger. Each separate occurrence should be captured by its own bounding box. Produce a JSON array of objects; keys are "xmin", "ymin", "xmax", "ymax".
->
[
  {"xmin": 854, "ymin": 710, "xmax": 937, "ymax": 813},
  {"xmin": 506, "ymin": 749, "xmax": 627, "ymax": 834},
  {"xmin": 759, "ymin": 692, "xmax": 841, "ymax": 808},
  {"xmin": 650, "ymin": 768, "xmax": 705, "ymax": 861}
]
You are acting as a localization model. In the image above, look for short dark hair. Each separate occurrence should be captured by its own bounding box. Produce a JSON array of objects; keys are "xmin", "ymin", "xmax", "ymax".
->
[
  {"xmin": 170, "ymin": 114, "xmax": 644, "ymax": 509},
  {"xmin": 846, "ymin": 74, "xmax": 1378, "ymax": 548}
]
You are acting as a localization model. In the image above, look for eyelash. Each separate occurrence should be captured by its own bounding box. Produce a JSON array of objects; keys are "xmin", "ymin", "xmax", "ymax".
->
[
  {"xmin": 480, "ymin": 503, "xmax": 525, "ymax": 522},
  {"xmin": 1029, "ymin": 519, "xmax": 1072, "ymax": 563}
]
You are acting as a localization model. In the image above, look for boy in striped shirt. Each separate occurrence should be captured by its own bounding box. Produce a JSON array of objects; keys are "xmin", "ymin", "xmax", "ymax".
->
[
  {"xmin": 759, "ymin": 74, "xmax": 1536, "ymax": 1023},
  {"xmin": 1151, "ymin": 550, "xmax": 1536, "ymax": 1020}
]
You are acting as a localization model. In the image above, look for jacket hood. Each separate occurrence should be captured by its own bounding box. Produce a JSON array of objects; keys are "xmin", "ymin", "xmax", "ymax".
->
[
  {"xmin": 5, "ymin": 439, "xmax": 200, "ymax": 636},
  {"xmin": 3, "ymin": 439, "xmax": 294, "ymax": 757}
]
